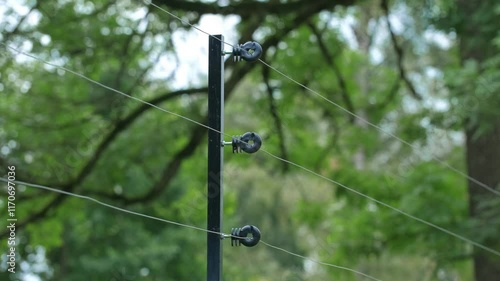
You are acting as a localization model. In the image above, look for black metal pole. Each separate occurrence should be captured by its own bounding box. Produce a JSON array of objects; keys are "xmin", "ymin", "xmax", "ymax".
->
[{"xmin": 207, "ymin": 34, "xmax": 224, "ymax": 281}]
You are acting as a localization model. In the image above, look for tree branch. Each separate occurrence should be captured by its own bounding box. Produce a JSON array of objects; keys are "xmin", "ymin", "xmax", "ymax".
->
[
  {"xmin": 2, "ymin": 2, "xmax": 40, "ymax": 42},
  {"xmin": 92, "ymin": 125, "xmax": 206, "ymax": 204},
  {"xmin": 373, "ymin": 76, "xmax": 401, "ymax": 110},
  {"xmin": 308, "ymin": 22, "xmax": 356, "ymax": 122},
  {"xmin": 262, "ymin": 65, "xmax": 289, "ymax": 172},
  {"xmin": 0, "ymin": 87, "xmax": 206, "ymax": 239},
  {"xmin": 154, "ymin": 0, "xmax": 355, "ymax": 17},
  {"xmin": 381, "ymin": 0, "xmax": 422, "ymax": 100}
]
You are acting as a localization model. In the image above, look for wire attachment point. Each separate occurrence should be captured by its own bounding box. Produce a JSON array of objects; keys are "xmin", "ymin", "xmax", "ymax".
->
[
  {"xmin": 228, "ymin": 132, "xmax": 262, "ymax": 154},
  {"xmin": 231, "ymin": 225, "xmax": 261, "ymax": 247},
  {"xmin": 232, "ymin": 41, "xmax": 262, "ymax": 62}
]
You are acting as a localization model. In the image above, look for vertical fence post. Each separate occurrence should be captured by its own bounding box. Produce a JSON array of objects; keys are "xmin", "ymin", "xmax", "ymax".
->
[{"xmin": 207, "ymin": 34, "xmax": 224, "ymax": 281}]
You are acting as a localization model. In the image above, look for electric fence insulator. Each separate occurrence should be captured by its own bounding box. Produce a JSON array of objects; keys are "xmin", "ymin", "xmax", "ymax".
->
[
  {"xmin": 232, "ymin": 41, "xmax": 262, "ymax": 62},
  {"xmin": 229, "ymin": 132, "xmax": 262, "ymax": 154},
  {"xmin": 231, "ymin": 225, "xmax": 261, "ymax": 247}
]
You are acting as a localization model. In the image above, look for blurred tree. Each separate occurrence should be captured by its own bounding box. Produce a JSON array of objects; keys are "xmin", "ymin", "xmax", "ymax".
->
[{"xmin": 445, "ymin": 0, "xmax": 500, "ymax": 280}]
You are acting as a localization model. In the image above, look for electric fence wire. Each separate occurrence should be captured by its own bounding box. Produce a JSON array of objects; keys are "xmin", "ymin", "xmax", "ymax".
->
[
  {"xmin": 0, "ymin": 178, "xmax": 223, "ymax": 236},
  {"xmin": 143, "ymin": 0, "xmax": 500, "ymax": 197},
  {"xmin": 0, "ymin": 177, "xmax": 382, "ymax": 281},
  {"xmin": 257, "ymin": 58, "xmax": 500, "ymax": 198},
  {"xmin": 260, "ymin": 240, "xmax": 380, "ymax": 281},
  {"xmin": 1, "ymin": 43, "xmax": 499, "ymax": 258}
]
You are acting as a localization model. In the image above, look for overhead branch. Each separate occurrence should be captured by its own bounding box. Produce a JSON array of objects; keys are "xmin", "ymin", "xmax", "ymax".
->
[
  {"xmin": 380, "ymin": 0, "xmax": 422, "ymax": 100},
  {"xmin": 262, "ymin": 65, "xmax": 289, "ymax": 173},
  {"xmin": 376, "ymin": 77, "xmax": 401, "ymax": 110},
  {"xmin": 93, "ymin": 125, "xmax": 206, "ymax": 204},
  {"xmin": 82, "ymin": 89, "xmax": 212, "ymax": 186},
  {"xmin": 2, "ymin": 2, "xmax": 40, "ymax": 42},
  {"xmin": 113, "ymin": 12, "xmax": 151, "ymax": 92},
  {"xmin": 154, "ymin": 0, "xmax": 355, "ymax": 18},
  {"xmin": 308, "ymin": 22, "xmax": 356, "ymax": 122}
]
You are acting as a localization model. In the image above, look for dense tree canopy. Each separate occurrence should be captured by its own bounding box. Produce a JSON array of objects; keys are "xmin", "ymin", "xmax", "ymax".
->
[{"xmin": 1, "ymin": 0, "xmax": 499, "ymax": 280}]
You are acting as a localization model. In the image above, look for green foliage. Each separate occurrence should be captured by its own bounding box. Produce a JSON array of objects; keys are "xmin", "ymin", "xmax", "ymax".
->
[{"xmin": 442, "ymin": 56, "xmax": 500, "ymax": 138}]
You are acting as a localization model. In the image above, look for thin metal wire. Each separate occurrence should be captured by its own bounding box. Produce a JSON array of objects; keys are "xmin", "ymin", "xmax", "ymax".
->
[
  {"xmin": 260, "ymin": 241, "xmax": 382, "ymax": 281},
  {"xmin": 0, "ymin": 177, "xmax": 381, "ymax": 281},
  {"xmin": 257, "ymin": 59, "xmax": 500, "ymax": 196},
  {"xmin": 143, "ymin": 0, "xmax": 499, "ymax": 196},
  {"xmin": 259, "ymin": 150, "xmax": 500, "ymax": 257},
  {"xmin": 1, "ymin": 43, "xmax": 498, "ymax": 257},
  {"xmin": 144, "ymin": 1, "xmax": 235, "ymax": 50},
  {"xmin": 0, "ymin": 178, "xmax": 225, "ymax": 236},
  {"xmin": 0, "ymin": 42, "xmax": 217, "ymax": 135}
]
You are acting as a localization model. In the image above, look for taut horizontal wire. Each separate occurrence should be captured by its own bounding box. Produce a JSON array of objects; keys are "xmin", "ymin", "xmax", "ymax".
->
[
  {"xmin": 144, "ymin": 0, "xmax": 499, "ymax": 197},
  {"xmin": 260, "ymin": 150, "xmax": 500, "ymax": 257},
  {"xmin": 261, "ymin": 241, "xmax": 382, "ymax": 281},
  {"xmin": 0, "ymin": 177, "xmax": 381, "ymax": 281},
  {"xmin": 0, "ymin": 42, "xmax": 216, "ymax": 135},
  {"xmin": 144, "ymin": 1, "xmax": 235, "ymax": 50},
  {"xmin": 0, "ymin": 178, "xmax": 225, "ymax": 236},
  {"xmin": 1, "ymin": 43, "xmax": 498, "ymax": 257},
  {"xmin": 257, "ymin": 59, "xmax": 500, "ymax": 196}
]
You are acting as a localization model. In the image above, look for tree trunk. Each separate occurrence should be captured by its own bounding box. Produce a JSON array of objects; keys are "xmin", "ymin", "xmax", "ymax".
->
[
  {"xmin": 465, "ymin": 123, "xmax": 500, "ymax": 281},
  {"xmin": 457, "ymin": 1, "xmax": 500, "ymax": 280}
]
